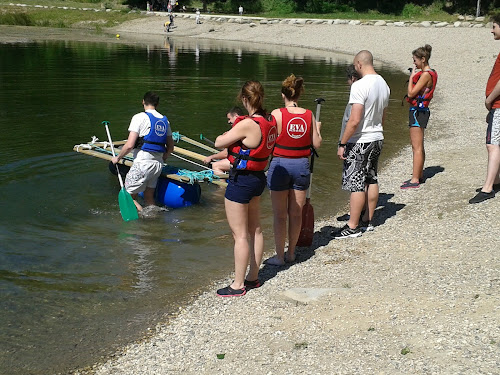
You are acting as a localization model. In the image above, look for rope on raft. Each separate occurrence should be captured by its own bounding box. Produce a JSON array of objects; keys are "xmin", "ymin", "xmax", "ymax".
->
[
  {"xmin": 172, "ymin": 131, "xmax": 181, "ymax": 143},
  {"xmin": 176, "ymin": 169, "xmax": 217, "ymax": 184},
  {"xmin": 74, "ymin": 136, "xmax": 111, "ymax": 151}
]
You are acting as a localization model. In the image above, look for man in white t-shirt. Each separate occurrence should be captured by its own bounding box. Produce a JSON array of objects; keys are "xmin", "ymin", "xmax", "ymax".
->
[
  {"xmin": 238, "ymin": 5, "xmax": 243, "ymax": 16},
  {"xmin": 333, "ymin": 50, "xmax": 390, "ymax": 239},
  {"xmin": 112, "ymin": 91, "xmax": 174, "ymax": 211}
]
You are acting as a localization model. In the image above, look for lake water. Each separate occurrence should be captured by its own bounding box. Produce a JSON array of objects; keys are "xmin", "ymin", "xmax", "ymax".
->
[{"xmin": 0, "ymin": 34, "xmax": 409, "ymax": 374}]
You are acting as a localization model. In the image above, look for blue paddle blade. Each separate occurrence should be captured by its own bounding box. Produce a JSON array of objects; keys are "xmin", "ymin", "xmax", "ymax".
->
[{"xmin": 118, "ymin": 188, "xmax": 139, "ymax": 221}]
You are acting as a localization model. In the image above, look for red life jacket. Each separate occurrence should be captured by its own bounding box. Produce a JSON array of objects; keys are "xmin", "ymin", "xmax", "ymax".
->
[
  {"xmin": 273, "ymin": 108, "xmax": 313, "ymax": 158},
  {"xmin": 227, "ymin": 115, "xmax": 277, "ymax": 171},
  {"xmin": 407, "ymin": 69, "xmax": 438, "ymax": 108}
]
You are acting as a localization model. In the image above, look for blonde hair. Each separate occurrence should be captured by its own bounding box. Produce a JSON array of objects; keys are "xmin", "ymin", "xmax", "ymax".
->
[
  {"xmin": 238, "ymin": 80, "xmax": 266, "ymax": 115},
  {"xmin": 412, "ymin": 44, "xmax": 432, "ymax": 62},
  {"xmin": 281, "ymin": 74, "xmax": 304, "ymax": 101}
]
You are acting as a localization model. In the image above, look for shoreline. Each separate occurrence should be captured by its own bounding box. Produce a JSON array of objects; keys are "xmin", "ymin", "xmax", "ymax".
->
[
  {"xmin": 85, "ymin": 17, "xmax": 500, "ymax": 374},
  {"xmin": 4, "ymin": 16, "xmax": 497, "ymax": 374}
]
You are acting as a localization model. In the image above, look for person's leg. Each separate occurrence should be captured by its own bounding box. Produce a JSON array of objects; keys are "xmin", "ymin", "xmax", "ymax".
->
[
  {"xmin": 211, "ymin": 159, "xmax": 230, "ymax": 176},
  {"xmin": 364, "ymin": 183, "xmax": 379, "ymax": 222},
  {"xmin": 409, "ymin": 126, "xmax": 425, "ymax": 183},
  {"xmin": 224, "ymin": 198, "xmax": 249, "ymax": 290},
  {"xmin": 286, "ymin": 189, "xmax": 307, "ymax": 262},
  {"xmin": 246, "ymin": 196, "xmax": 263, "ymax": 282},
  {"xmin": 268, "ymin": 190, "xmax": 289, "ymax": 265},
  {"xmin": 482, "ymin": 144, "xmax": 500, "ymax": 192},
  {"xmin": 143, "ymin": 187, "xmax": 156, "ymax": 206},
  {"xmin": 348, "ymin": 192, "xmax": 365, "ymax": 229},
  {"xmin": 131, "ymin": 193, "xmax": 143, "ymax": 211}
]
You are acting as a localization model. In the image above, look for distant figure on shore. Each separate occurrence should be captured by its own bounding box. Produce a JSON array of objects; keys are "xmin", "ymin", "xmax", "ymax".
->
[
  {"xmin": 195, "ymin": 8, "xmax": 201, "ymax": 24},
  {"xmin": 146, "ymin": 1, "xmax": 151, "ymax": 11},
  {"xmin": 265, "ymin": 74, "xmax": 322, "ymax": 266},
  {"xmin": 332, "ymin": 50, "xmax": 390, "ymax": 239},
  {"xmin": 401, "ymin": 44, "xmax": 438, "ymax": 190},
  {"xmin": 214, "ymin": 81, "xmax": 277, "ymax": 297},
  {"xmin": 202, "ymin": 107, "xmax": 244, "ymax": 175},
  {"xmin": 238, "ymin": 5, "xmax": 243, "ymax": 16},
  {"xmin": 469, "ymin": 14, "xmax": 500, "ymax": 204},
  {"xmin": 111, "ymin": 92, "xmax": 174, "ymax": 211}
]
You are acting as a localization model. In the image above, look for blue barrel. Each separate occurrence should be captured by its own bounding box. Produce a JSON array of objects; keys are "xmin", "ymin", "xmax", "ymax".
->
[{"xmin": 155, "ymin": 177, "xmax": 201, "ymax": 208}]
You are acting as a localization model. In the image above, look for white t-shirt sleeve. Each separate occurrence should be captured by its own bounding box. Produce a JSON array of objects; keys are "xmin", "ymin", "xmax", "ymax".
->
[
  {"xmin": 128, "ymin": 113, "xmax": 150, "ymax": 136},
  {"xmin": 348, "ymin": 81, "xmax": 366, "ymax": 106}
]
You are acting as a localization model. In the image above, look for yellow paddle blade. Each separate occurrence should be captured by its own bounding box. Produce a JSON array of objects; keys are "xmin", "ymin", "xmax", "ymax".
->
[{"xmin": 118, "ymin": 188, "xmax": 139, "ymax": 221}]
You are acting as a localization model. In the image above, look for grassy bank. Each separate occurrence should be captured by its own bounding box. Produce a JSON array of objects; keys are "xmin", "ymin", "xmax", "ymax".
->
[{"xmin": 0, "ymin": 1, "xmax": 141, "ymax": 29}]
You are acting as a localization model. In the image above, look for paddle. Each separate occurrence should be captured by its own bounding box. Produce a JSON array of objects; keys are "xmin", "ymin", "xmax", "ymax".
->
[
  {"xmin": 296, "ymin": 98, "xmax": 324, "ymax": 247},
  {"xmin": 103, "ymin": 121, "xmax": 139, "ymax": 222},
  {"xmin": 199, "ymin": 133, "xmax": 216, "ymax": 147}
]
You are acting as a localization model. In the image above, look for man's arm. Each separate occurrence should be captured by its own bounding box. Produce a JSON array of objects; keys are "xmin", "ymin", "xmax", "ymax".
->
[
  {"xmin": 337, "ymin": 103, "xmax": 363, "ymax": 160},
  {"xmin": 111, "ymin": 131, "xmax": 138, "ymax": 164},
  {"xmin": 203, "ymin": 149, "xmax": 228, "ymax": 164},
  {"xmin": 486, "ymin": 79, "xmax": 500, "ymax": 110}
]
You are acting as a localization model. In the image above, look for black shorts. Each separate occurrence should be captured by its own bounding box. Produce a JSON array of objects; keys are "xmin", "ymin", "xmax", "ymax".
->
[
  {"xmin": 224, "ymin": 169, "xmax": 266, "ymax": 204},
  {"xmin": 409, "ymin": 107, "xmax": 430, "ymax": 129},
  {"xmin": 342, "ymin": 140, "xmax": 383, "ymax": 192}
]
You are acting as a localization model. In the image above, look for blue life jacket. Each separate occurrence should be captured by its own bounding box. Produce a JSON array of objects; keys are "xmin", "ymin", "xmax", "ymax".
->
[{"xmin": 135, "ymin": 112, "xmax": 169, "ymax": 153}]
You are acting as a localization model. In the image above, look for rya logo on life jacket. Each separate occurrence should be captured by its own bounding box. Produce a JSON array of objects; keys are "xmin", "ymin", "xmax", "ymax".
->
[
  {"xmin": 267, "ymin": 126, "xmax": 277, "ymax": 149},
  {"xmin": 287, "ymin": 117, "xmax": 307, "ymax": 139},
  {"xmin": 155, "ymin": 121, "xmax": 167, "ymax": 137}
]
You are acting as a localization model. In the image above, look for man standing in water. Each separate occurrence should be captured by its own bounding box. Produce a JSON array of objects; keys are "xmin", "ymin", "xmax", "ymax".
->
[
  {"xmin": 111, "ymin": 91, "xmax": 174, "ymax": 211},
  {"xmin": 469, "ymin": 14, "xmax": 500, "ymax": 204},
  {"xmin": 333, "ymin": 50, "xmax": 390, "ymax": 238}
]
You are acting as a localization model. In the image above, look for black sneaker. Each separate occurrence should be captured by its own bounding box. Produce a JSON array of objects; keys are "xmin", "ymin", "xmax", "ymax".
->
[
  {"xmin": 476, "ymin": 183, "xmax": 500, "ymax": 193},
  {"xmin": 469, "ymin": 190, "xmax": 495, "ymax": 204},
  {"xmin": 332, "ymin": 224, "xmax": 362, "ymax": 239}
]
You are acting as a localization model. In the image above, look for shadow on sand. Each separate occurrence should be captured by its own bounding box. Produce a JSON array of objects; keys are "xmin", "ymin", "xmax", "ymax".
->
[{"xmin": 254, "ymin": 165, "xmax": 444, "ymax": 287}]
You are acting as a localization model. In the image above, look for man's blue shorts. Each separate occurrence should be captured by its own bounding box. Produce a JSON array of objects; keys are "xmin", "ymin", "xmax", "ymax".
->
[
  {"xmin": 225, "ymin": 169, "xmax": 267, "ymax": 204},
  {"xmin": 267, "ymin": 157, "xmax": 310, "ymax": 191}
]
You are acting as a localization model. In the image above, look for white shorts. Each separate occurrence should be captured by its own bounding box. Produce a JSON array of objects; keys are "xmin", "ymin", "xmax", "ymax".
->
[{"xmin": 125, "ymin": 160, "xmax": 163, "ymax": 194}]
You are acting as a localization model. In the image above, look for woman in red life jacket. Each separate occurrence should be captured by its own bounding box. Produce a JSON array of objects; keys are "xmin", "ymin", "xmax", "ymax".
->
[
  {"xmin": 214, "ymin": 81, "xmax": 277, "ymax": 297},
  {"xmin": 402, "ymin": 44, "xmax": 438, "ymax": 189},
  {"xmin": 265, "ymin": 74, "xmax": 322, "ymax": 266}
]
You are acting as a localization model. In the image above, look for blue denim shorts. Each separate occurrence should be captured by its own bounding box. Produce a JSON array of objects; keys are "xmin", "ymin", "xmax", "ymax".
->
[
  {"xmin": 224, "ymin": 169, "xmax": 267, "ymax": 204},
  {"xmin": 266, "ymin": 157, "xmax": 310, "ymax": 191}
]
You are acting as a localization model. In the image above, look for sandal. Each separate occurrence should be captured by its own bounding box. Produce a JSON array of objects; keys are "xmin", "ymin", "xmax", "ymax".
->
[
  {"xmin": 244, "ymin": 279, "xmax": 261, "ymax": 289},
  {"xmin": 400, "ymin": 180, "xmax": 420, "ymax": 189}
]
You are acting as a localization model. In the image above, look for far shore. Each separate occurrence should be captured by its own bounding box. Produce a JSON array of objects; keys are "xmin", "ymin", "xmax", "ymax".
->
[{"xmin": 3, "ymin": 15, "xmax": 498, "ymax": 375}]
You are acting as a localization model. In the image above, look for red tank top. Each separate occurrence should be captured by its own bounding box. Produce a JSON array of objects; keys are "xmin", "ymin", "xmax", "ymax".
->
[{"xmin": 273, "ymin": 108, "xmax": 312, "ymax": 158}]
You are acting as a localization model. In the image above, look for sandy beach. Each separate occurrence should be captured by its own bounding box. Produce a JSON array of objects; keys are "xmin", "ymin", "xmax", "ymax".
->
[{"xmin": 55, "ymin": 15, "xmax": 500, "ymax": 374}]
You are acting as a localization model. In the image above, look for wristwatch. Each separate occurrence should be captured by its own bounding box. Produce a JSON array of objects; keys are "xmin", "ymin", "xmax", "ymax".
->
[{"xmin": 338, "ymin": 142, "xmax": 346, "ymax": 147}]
